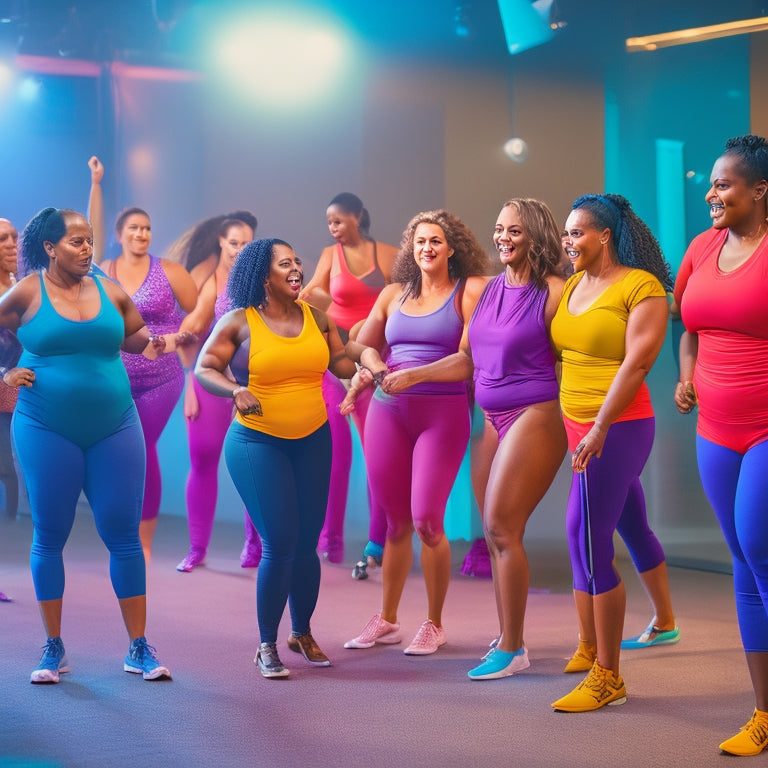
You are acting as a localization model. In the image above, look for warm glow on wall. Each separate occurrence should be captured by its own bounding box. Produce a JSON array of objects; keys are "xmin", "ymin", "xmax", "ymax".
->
[{"xmin": 627, "ymin": 16, "xmax": 768, "ymax": 52}]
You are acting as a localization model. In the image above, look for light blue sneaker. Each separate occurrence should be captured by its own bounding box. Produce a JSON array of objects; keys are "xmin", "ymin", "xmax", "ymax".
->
[
  {"xmin": 30, "ymin": 637, "xmax": 70, "ymax": 684},
  {"xmin": 468, "ymin": 646, "xmax": 530, "ymax": 680},
  {"xmin": 621, "ymin": 624, "xmax": 680, "ymax": 650},
  {"xmin": 124, "ymin": 637, "xmax": 172, "ymax": 680}
]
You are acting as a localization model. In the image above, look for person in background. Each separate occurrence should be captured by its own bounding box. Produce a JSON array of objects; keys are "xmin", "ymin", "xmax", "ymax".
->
[
  {"xmin": 175, "ymin": 216, "xmax": 261, "ymax": 572},
  {"xmin": 674, "ymin": 135, "xmax": 768, "ymax": 756},
  {"xmin": 3, "ymin": 207, "xmax": 172, "ymax": 683},
  {"xmin": 89, "ymin": 159, "xmax": 198, "ymax": 560},
  {"xmin": 300, "ymin": 193, "xmax": 398, "ymax": 571},
  {"xmin": 196, "ymin": 238, "xmax": 369, "ymax": 678},
  {"xmin": 343, "ymin": 209, "xmax": 488, "ymax": 656},
  {"xmin": 550, "ymin": 193, "xmax": 673, "ymax": 712}
]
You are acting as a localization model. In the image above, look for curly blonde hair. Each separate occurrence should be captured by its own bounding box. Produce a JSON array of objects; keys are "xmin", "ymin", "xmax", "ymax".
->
[{"xmin": 391, "ymin": 209, "xmax": 490, "ymax": 299}]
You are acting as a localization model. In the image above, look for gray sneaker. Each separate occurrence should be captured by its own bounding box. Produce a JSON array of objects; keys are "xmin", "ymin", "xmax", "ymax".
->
[{"xmin": 255, "ymin": 641, "xmax": 290, "ymax": 678}]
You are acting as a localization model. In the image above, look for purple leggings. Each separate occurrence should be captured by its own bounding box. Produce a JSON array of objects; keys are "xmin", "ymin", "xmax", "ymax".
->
[
  {"xmin": 319, "ymin": 373, "xmax": 380, "ymax": 548},
  {"xmin": 364, "ymin": 391, "xmax": 470, "ymax": 542},
  {"xmin": 566, "ymin": 417, "xmax": 657, "ymax": 595},
  {"xmin": 185, "ymin": 376, "xmax": 257, "ymax": 552},
  {"xmin": 133, "ymin": 371, "xmax": 184, "ymax": 521}
]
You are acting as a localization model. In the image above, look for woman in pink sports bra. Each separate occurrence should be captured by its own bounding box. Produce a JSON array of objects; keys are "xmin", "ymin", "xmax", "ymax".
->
[{"xmin": 300, "ymin": 193, "xmax": 397, "ymax": 572}]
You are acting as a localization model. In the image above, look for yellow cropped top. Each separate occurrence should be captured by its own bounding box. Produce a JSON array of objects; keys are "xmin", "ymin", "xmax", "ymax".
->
[
  {"xmin": 235, "ymin": 301, "xmax": 329, "ymax": 439},
  {"xmin": 551, "ymin": 268, "xmax": 666, "ymax": 423}
]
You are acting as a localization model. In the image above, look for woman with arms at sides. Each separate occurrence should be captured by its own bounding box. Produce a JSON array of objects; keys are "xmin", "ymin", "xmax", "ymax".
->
[
  {"xmin": 3, "ymin": 207, "xmax": 173, "ymax": 683},
  {"xmin": 88, "ymin": 163, "xmax": 198, "ymax": 560},
  {"xmin": 175, "ymin": 217, "xmax": 263, "ymax": 572},
  {"xmin": 300, "ymin": 192, "xmax": 398, "ymax": 571},
  {"xmin": 342, "ymin": 209, "xmax": 489, "ymax": 656},
  {"xmin": 549, "ymin": 193, "xmax": 673, "ymax": 712},
  {"xmin": 196, "ymin": 238, "xmax": 374, "ymax": 678},
  {"xmin": 675, "ymin": 135, "xmax": 768, "ymax": 756}
]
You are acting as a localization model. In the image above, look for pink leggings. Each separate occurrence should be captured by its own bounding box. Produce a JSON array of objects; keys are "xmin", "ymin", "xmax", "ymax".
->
[
  {"xmin": 319, "ymin": 373, "xmax": 379, "ymax": 548},
  {"xmin": 364, "ymin": 391, "xmax": 470, "ymax": 542},
  {"xmin": 185, "ymin": 376, "xmax": 256, "ymax": 551},
  {"xmin": 133, "ymin": 372, "xmax": 184, "ymax": 521}
]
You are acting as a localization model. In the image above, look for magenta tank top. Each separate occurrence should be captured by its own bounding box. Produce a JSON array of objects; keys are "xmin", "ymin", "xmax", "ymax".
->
[
  {"xmin": 468, "ymin": 274, "xmax": 558, "ymax": 411},
  {"xmin": 384, "ymin": 281, "xmax": 466, "ymax": 395}
]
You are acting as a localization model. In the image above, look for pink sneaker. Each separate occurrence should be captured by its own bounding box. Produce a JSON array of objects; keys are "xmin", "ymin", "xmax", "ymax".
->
[
  {"xmin": 404, "ymin": 620, "xmax": 447, "ymax": 655},
  {"xmin": 344, "ymin": 614, "xmax": 402, "ymax": 649},
  {"xmin": 240, "ymin": 538, "xmax": 262, "ymax": 568},
  {"xmin": 176, "ymin": 549, "xmax": 206, "ymax": 573}
]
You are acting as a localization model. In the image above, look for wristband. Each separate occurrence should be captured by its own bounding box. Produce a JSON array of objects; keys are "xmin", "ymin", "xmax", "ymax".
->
[{"xmin": 232, "ymin": 386, "xmax": 248, "ymax": 399}]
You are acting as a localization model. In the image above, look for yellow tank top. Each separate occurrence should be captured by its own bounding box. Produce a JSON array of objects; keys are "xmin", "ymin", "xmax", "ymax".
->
[{"xmin": 235, "ymin": 301, "xmax": 329, "ymax": 439}]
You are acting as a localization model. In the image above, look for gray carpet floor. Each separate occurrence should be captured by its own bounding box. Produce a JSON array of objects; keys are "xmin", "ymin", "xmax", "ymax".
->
[{"xmin": 0, "ymin": 508, "xmax": 753, "ymax": 768}]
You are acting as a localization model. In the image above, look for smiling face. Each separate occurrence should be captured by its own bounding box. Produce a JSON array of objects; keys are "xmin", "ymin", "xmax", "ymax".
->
[
  {"xmin": 117, "ymin": 212, "xmax": 152, "ymax": 257},
  {"xmin": 562, "ymin": 209, "xmax": 608, "ymax": 273},
  {"xmin": 412, "ymin": 222, "xmax": 453, "ymax": 275},
  {"xmin": 706, "ymin": 153, "xmax": 767, "ymax": 231},
  {"xmin": 45, "ymin": 213, "xmax": 94, "ymax": 278},
  {"xmin": 493, "ymin": 204, "xmax": 530, "ymax": 272},
  {"xmin": 267, "ymin": 243, "xmax": 304, "ymax": 300},
  {"xmin": 219, "ymin": 223, "xmax": 253, "ymax": 271},
  {"xmin": 326, "ymin": 204, "xmax": 360, "ymax": 245},
  {"xmin": 0, "ymin": 219, "xmax": 18, "ymax": 276}
]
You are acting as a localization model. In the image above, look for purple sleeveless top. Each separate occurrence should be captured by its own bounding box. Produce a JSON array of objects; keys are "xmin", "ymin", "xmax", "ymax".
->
[
  {"xmin": 213, "ymin": 286, "xmax": 250, "ymax": 387},
  {"xmin": 468, "ymin": 274, "xmax": 558, "ymax": 412},
  {"xmin": 384, "ymin": 281, "xmax": 466, "ymax": 395},
  {"xmin": 119, "ymin": 256, "xmax": 185, "ymax": 394}
]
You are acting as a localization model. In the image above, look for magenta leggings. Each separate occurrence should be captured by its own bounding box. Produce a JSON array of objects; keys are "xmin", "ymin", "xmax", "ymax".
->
[
  {"xmin": 364, "ymin": 391, "xmax": 470, "ymax": 543},
  {"xmin": 185, "ymin": 376, "xmax": 257, "ymax": 552},
  {"xmin": 319, "ymin": 373, "xmax": 380, "ymax": 547},
  {"xmin": 133, "ymin": 371, "xmax": 184, "ymax": 521}
]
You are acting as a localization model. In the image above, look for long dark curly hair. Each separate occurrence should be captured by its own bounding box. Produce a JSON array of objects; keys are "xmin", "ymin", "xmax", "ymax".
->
[
  {"xmin": 571, "ymin": 194, "xmax": 673, "ymax": 291},
  {"xmin": 499, "ymin": 198, "xmax": 564, "ymax": 290},
  {"xmin": 391, "ymin": 209, "xmax": 490, "ymax": 299},
  {"xmin": 227, "ymin": 238, "xmax": 291, "ymax": 309}
]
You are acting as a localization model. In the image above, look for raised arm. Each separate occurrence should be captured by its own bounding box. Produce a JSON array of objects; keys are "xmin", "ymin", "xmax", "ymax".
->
[
  {"xmin": 298, "ymin": 246, "xmax": 333, "ymax": 310},
  {"xmin": 87, "ymin": 156, "xmax": 106, "ymax": 264}
]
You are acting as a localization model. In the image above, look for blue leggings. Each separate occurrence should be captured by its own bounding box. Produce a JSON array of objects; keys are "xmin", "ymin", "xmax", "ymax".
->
[
  {"xmin": 13, "ymin": 408, "xmax": 146, "ymax": 602},
  {"xmin": 697, "ymin": 435, "xmax": 768, "ymax": 652},
  {"xmin": 224, "ymin": 421, "xmax": 332, "ymax": 643},
  {"xmin": 566, "ymin": 418, "xmax": 655, "ymax": 595}
]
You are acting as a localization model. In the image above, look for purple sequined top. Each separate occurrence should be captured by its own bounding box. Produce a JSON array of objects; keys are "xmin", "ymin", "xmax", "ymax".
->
[{"xmin": 118, "ymin": 256, "xmax": 185, "ymax": 394}]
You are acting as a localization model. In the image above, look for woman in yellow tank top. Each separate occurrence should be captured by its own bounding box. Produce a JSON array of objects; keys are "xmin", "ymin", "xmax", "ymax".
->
[{"xmin": 196, "ymin": 238, "xmax": 384, "ymax": 679}]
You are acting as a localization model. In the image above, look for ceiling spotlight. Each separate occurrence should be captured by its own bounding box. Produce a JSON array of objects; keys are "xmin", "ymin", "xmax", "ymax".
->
[{"xmin": 504, "ymin": 137, "xmax": 529, "ymax": 162}]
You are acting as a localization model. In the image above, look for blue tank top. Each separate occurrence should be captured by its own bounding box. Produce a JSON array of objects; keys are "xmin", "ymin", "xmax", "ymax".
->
[
  {"xmin": 384, "ymin": 281, "xmax": 466, "ymax": 395},
  {"xmin": 468, "ymin": 274, "xmax": 559, "ymax": 412},
  {"xmin": 16, "ymin": 273, "xmax": 134, "ymax": 448}
]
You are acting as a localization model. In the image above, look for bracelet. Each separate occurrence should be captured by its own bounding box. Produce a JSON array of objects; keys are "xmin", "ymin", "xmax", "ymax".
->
[{"xmin": 232, "ymin": 386, "xmax": 247, "ymax": 399}]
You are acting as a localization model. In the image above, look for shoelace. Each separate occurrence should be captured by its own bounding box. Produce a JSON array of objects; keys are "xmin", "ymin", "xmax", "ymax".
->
[
  {"xmin": 259, "ymin": 645, "xmax": 283, "ymax": 670},
  {"xmin": 410, "ymin": 623, "xmax": 438, "ymax": 648},
  {"xmin": 40, "ymin": 638, "xmax": 64, "ymax": 664},
  {"xmin": 581, "ymin": 668, "xmax": 619, "ymax": 702},
  {"xmin": 130, "ymin": 639, "xmax": 159, "ymax": 662},
  {"xmin": 745, "ymin": 714, "xmax": 768, "ymax": 746}
]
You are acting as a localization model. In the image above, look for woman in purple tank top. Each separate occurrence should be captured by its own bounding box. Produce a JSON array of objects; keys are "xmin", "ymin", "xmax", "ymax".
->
[
  {"xmin": 464, "ymin": 199, "xmax": 568, "ymax": 679},
  {"xmin": 342, "ymin": 210, "xmax": 489, "ymax": 656}
]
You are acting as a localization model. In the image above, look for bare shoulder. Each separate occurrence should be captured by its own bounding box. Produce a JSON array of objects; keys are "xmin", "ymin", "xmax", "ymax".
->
[
  {"xmin": 307, "ymin": 302, "xmax": 329, "ymax": 332},
  {"xmin": 545, "ymin": 274, "xmax": 566, "ymax": 297}
]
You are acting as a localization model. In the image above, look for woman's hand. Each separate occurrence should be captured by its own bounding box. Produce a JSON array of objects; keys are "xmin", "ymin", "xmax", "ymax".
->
[
  {"xmin": 339, "ymin": 368, "xmax": 373, "ymax": 415},
  {"xmin": 88, "ymin": 155, "xmax": 104, "ymax": 184},
  {"xmin": 233, "ymin": 387, "xmax": 262, "ymax": 417},
  {"xmin": 571, "ymin": 423, "xmax": 607, "ymax": 473},
  {"xmin": 3, "ymin": 367, "xmax": 34, "ymax": 388},
  {"xmin": 380, "ymin": 368, "xmax": 417, "ymax": 394},
  {"xmin": 674, "ymin": 380, "xmax": 697, "ymax": 414},
  {"xmin": 175, "ymin": 331, "xmax": 199, "ymax": 349}
]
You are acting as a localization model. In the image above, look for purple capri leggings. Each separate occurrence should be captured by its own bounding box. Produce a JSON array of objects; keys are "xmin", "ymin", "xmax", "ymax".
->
[
  {"xmin": 566, "ymin": 417, "xmax": 656, "ymax": 595},
  {"xmin": 364, "ymin": 390, "xmax": 470, "ymax": 543}
]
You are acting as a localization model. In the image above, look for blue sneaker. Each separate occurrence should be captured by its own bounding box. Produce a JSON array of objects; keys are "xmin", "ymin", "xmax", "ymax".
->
[
  {"xmin": 468, "ymin": 646, "xmax": 530, "ymax": 680},
  {"xmin": 621, "ymin": 624, "xmax": 680, "ymax": 650},
  {"xmin": 124, "ymin": 637, "xmax": 172, "ymax": 680},
  {"xmin": 30, "ymin": 637, "xmax": 70, "ymax": 684}
]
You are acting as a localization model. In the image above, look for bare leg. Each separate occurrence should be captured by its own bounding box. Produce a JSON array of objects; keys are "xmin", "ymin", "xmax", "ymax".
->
[
  {"xmin": 381, "ymin": 528, "xmax": 414, "ymax": 624},
  {"xmin": 573, "ymin": 588, "xmax": 595, "ymax": 644},
  {"xmin": 118, "ymin": 594, "xmax": 147, "ymax": 641},
  {"xmin": 139, "ymin": 518, "xmax": 158, "ymax": 564},
  {"xmin": 593, "ymin": 579, "xmax": 626, "ymax": 673},
  {"xmin": 636, "ymin": 561, "xmax": 676, "ymax": 630},
  {"xmin": 746, "ymin": 651, "xmax": 768, "ymax": 712},
  {"xmin": 38, "ymin": 598, "xmax": 63, "ymax": 638},
  {"xmin": 484, "ymin": 401, "xmax": 566, "ymax": 652},
  {"xmin": 420, "ymin": 534, "xmax": 451, "ymax": 627}
]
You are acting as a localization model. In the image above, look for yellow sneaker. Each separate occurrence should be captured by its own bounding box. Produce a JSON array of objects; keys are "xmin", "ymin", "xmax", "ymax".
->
[
  {"xmin": 564, "ymin": 639, "xmax": 596, "ymax": 673},
  {"xmin": 552, "ymin": 662, "xmax": 626, "ymax": 712},
  {"xmin": 720, "ymin": 710, "xmax": 768, "ymax": 756}
]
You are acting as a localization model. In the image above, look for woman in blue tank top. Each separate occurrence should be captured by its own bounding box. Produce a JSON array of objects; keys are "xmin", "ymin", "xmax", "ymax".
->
[
  {"xmin": 0, "ymin": 207, "xmax": 173, "ymax": 685},
  {"xmin": 343, "ymin": 209, "xmax": 489, "ymax": 656}
]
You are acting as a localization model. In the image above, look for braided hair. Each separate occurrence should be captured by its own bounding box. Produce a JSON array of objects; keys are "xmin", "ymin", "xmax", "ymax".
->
[
  {"xmin": 571, "ymin": 194, "xmax": 673, "ymax": 291},
  {"xmin": 19, "ymin": 207, "xmax": 81, "ymax": 275},
  {"xmin": 227, "ymin": 238, "xmax": 292, "ymax": 309}
]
